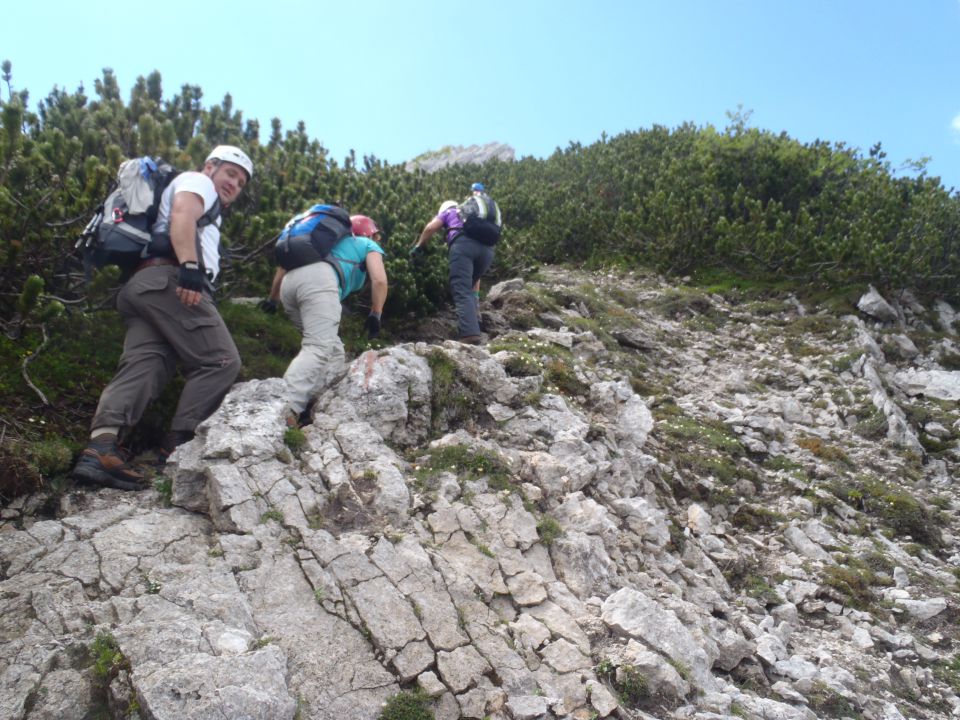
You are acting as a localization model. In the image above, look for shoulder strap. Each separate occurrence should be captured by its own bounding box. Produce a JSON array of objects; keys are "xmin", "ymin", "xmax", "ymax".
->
[
  {"xmin": 194, "ymin": 197, "xmax": 222, "ymax": 282},
  {"xmin": 198, "ymin": 197, "xmax": 221, "ymax": 228}
]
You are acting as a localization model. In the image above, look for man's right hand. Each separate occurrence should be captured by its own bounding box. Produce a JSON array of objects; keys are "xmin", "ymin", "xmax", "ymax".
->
[
  {"xmin": 409, "ymin": 245, "xmax": 426, "ymax": 263},
  {"xmin": 176, "ymin": 261, "xmax": 206, "ymax": 307}
]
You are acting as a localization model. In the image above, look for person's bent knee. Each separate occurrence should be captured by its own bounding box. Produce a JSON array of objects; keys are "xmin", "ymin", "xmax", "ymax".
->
[{"xmin": 223, "ymin": 349, "xmax": 242, "ymax": 383}]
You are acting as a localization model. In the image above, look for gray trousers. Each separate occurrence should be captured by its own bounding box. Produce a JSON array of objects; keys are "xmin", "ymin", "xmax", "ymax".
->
[
  {"xmin": 279, "ymin": 261, "xmax": 345, "ymax": 414},
  {"xmin": 448, "ymin": 235, "xmax": 494, "ymax": 338},
  {"xmin": 91, "ymin": 265, "xmax": 241, "ymax": 434}
]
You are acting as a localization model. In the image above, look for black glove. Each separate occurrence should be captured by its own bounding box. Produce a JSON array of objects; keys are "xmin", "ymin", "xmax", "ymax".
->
[
  {"xmin": 177, "ymin": 261, "xmax": 206, "ymax": 293},
  {"xmin": 365, "ymin": 312, "xmax": 382, "ymax": 339},
  {"xmin": 258, "ymin": 298, "xmax": 278, "ymax": 314},
  {"xmin": 409, "ymin": 245, "xmax": 426, "ymax": 263}
]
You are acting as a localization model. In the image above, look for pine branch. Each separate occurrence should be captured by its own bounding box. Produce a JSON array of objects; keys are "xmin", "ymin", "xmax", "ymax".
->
[{"xmin": 233, "ymin": 233, "xmax": 280, "ymax": 264}]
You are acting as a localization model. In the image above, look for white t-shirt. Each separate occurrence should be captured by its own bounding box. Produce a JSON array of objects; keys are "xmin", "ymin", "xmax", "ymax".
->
[{"xmin": 152, "ymin": 171, "xmax": 222, "ymax": 280}]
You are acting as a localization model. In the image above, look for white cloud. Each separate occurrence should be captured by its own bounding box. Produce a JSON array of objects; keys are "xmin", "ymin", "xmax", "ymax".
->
[{"xmin": 953, "ymin": 113, "xmax": 960, "ymax": 139}]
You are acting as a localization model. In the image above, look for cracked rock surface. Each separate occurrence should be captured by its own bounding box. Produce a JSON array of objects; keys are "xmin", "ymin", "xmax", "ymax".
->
[{"xmin": 3, "ymin": 267, "xmax": 960, "ymax": 719}]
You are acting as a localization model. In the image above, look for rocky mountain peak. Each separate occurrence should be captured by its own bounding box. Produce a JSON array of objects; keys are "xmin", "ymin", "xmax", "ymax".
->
[
  {"xmin": 2, "ymin": 266, "xmax": 959, "ymax": 720},
  {"xmin": 405, "ymin": 142, "xmax": 515, "ymax": 173}
]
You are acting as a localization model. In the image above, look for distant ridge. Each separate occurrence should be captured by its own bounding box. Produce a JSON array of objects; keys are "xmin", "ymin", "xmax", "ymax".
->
[{"xmin": 405, "ymin": 142, "xmax": 515, "ymax": 173}]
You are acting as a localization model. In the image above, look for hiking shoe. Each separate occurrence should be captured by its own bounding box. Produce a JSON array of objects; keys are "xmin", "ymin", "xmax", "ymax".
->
[
  {"xmin": 458, "ymin": 335, "xmax": 483, "ymax": 346},
  {"xmin": 72, "ymin": 440, "xmax": 146, "ymax": 491},
  {"xmin": 157, "ymin": 430, "xmax": 195, "ymax": 465}
]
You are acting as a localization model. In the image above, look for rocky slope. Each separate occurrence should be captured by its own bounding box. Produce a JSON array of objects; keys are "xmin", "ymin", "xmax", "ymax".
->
[
  {"xmin": 1, "ymin": 267, "xmax": 959, "ymax": 720},
  {"xmin": 405, "ymin": 142, "xmax": 515, "ymax": 173}
]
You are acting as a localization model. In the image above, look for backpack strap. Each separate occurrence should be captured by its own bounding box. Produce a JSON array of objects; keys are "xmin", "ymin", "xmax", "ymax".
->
[{"xmin": 195, "ymin": 198, "xmax": 222, "ymax": 288}]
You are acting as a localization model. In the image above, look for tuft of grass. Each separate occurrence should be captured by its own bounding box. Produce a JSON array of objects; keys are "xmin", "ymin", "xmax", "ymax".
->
[
  {"xmin": 416, "ymin": 444, "xmax": 515, "ymax": 493},
  {"xmin": 426, "ymin": 349, "xmax": 483, "ymax": 435},
  {"xmin": 251, "ymin": 636, "xmax": 277, "ymax": 650},
  {"xmin": 730, "ymin": 504, "xmax": 785, "ymax": 531},
  {"xmin": 796, "ymin": 436, "xmax": 852, "ymax": 466},
  {"xmin": 654, "ymin": 402, "xmax": 744, "ymax": 455},
  {"xmin": 154, "ymin": 475, "xmax": 173, "ymax": 506},
  {"xmin": 537, "ymin": 515, "xmax": 563, "ymax": 545},
  {"xmin": 284, "ymin": 427, "xmax": 307, "ymax": 453},
  {"xmin": 543, "ymin": 357, "xmax": 589, "ymax": 396},
  {"xmin": 378, "ymin": 689, "xmax": 435, "ymax": 720},
  {"xmin": 616, "ymin": 664, "xmax": 650, "ymax": 706},
  {"xmin": 260, "ymin": 509, "xmax": 284, "ymax": 524},
  {"xmin": 91, "ymin": 632, "xmax": 128, "ymax": 680},
  {"xmin": 933, "ymin": 655, "xmax": 960, "ymax": 694},
  {"xmin": 821, "ymin": 565, "xmax": 875, "ymax": 610}
]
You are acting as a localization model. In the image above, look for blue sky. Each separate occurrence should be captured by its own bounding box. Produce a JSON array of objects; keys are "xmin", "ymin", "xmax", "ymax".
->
[{"xmin": 3, "ymin": 0, "xmax": 959, "ymax": 190}]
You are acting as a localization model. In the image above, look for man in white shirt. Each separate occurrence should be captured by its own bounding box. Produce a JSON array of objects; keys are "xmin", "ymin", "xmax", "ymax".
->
[{"xmin": 72, "ymin": 145, "xmax": 253, "ymax": 490}]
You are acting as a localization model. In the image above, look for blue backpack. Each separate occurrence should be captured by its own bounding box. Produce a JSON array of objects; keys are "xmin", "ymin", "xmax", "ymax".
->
[{"xmin": 274, "ymin": 204, "xmax": 353, "ymax": 277}]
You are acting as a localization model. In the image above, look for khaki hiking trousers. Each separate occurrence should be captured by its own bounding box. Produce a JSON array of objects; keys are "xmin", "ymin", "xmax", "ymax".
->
[{"xmin": 91, "ymin": 265, "xmax": 241, "ymax": 434}]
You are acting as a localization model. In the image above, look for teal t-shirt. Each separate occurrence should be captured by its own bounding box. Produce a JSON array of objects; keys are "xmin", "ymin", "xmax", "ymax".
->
[{"xmin": 330, "ymin": 235, "xmax": 385, "ymax": 300}]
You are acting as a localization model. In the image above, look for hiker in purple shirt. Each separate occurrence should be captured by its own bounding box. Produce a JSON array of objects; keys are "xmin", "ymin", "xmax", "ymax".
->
[{"xmin": 411, "ymin": 183, "xmax": 501, "ymax": 345}]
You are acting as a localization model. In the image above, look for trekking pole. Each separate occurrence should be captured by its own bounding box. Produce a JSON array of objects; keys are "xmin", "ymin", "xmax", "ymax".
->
[{"xmin": 75, "ymin": 207, "xmax": 104, "ymax": 250}]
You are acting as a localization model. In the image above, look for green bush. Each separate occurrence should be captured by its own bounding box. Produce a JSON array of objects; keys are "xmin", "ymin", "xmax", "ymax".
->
[{"xmin": 3, "ymin": 63, "xmax": 960, "ymax": 504}]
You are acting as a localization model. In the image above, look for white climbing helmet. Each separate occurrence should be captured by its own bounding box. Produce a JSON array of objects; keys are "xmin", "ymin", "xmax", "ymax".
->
[
  {"xmin": 205, "ymin": 145, "xmax": 254, "ymax": 180},
  {"xmin": 438, "ymin": 200, "xmax": 457, "ymax": 213}
]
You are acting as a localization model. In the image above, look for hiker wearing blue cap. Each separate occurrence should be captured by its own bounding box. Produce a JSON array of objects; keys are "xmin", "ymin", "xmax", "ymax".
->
[{"xmin": 411, "ymin": 183, "xmax": 502, "ymax": 344}]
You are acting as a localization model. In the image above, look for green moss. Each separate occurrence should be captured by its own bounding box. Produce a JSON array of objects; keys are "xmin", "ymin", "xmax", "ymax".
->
[
  {"xmin": 730, "ymin": 504, "xmax": 785, "ymax": 531},
  {"xmin": 25, "ymin": 438, "xmax": 73, "ymax": 477},
  {"xmin": 654, "ymin": 402, "xmax": 744, "ymax": 455},
  {"xmin": 675, "ymin": 452, "xmax": 742, "ymax": 486},
  {"xmin": 643, "ymin": 287, "xmax": 721, "ymax": 323},
  {"xmin": 378, "ymin": 690, "xmax": 435, "ymax": 720},
  {"xmin": 822, "ymin": 565, "xmax": 875, "ymax": 610},
  {"xmin": 807, "ymin": 680, "xmax": 862, "ymax": 719},
  {"xmin": 830, "ymin": 477, "xmax": 943, "ymax": 549},
  {"xmin": 933, "ymin": 655, "xmax": 960, "ymax": 694}
]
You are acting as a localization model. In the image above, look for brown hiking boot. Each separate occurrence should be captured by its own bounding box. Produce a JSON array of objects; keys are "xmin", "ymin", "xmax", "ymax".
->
[
  {"xmin": 458, "ymin": 335, "xmax": 483, "ymax": 345},
  {"xmin": 72, "ymin": 436, "xmax": 146, "ymax": 491}
]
